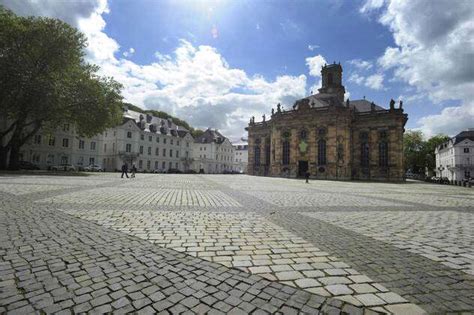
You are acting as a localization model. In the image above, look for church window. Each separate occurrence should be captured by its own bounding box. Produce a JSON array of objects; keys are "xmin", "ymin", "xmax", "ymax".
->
[
  {"xmin": 379, "ymin": 142, "xmax": 388, "ymax": 167},
  {"xmin": 361, "ymin": 142, "xmax": 370, "ymax": 167},
  {"xmin": 300, "ymin": 130, "xmax": 307, "ymax": 140},
  {"xmin": 337, "ymin": 143, "xmax": 344, "ymax": 161},
  {"xmin": 318, "ymin": 139, "xmax": 326, "ymax": 165},
  {"xmin": 318, "ymin": 128, "xmax": 327, "ymax": 136},
  {"xmin": 254, "ymin": 146, "xmax": 261, "ymax": 166},
  {"xmin": 265, "ymin": 145, "xmax": 270, "ymax": 165},
  {"xmin": 327, "ymin": 73, "xmax": 333, "ymax": 85},
  {"xmin": 282, "ymin": 140, "xmax": 290, "ymax": 165}
]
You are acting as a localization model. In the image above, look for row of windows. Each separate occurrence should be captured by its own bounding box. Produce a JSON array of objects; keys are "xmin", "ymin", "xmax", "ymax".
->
[
  {"xmin": 34, "ymin": 135, "xmax": 97, "ymax": 150},
  {"xmin": 254, "ymin": 141, "xmax": 389, "ymax": 167},
  {"xmin": 127, "ymin": 131, "xmax": 188, "ymax": 147},
  {"xmin": 125, "ymin": 144, "xmax": 189, "ymax": 158}
]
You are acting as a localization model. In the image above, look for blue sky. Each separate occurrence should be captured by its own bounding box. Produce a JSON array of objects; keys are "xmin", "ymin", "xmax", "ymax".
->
[{"xmin": 2, "ymin": 0, "xmax": 473, "ymax": 140}]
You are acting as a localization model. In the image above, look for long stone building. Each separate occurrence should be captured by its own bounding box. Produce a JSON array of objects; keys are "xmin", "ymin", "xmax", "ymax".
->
[{"xmin": 246, "ymin": 63, "xmax": 408, "ymax": 181}]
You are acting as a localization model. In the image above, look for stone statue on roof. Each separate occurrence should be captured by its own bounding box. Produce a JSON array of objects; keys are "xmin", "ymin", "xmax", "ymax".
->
[
  {"xmin": 271, "ymin": 108, "xmax": 274, "ymax": 115},
  {"xmin": 399, "ymin": 100, "xmax": 403, "ymax": 109},
  {"xmin": 390, "ymin": 99, "xmax": 395, "ymax": 110},
  {"xmin": 277, "ymin": 103, "xmax": 281, "ymax": 113}
]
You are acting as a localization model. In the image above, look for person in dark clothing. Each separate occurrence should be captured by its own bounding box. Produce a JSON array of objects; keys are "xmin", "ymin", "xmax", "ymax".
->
[
  {"xmin": 121, "ymin": 162, "xmax": 129, "ymax": 178},
  {"xmin": 305, "ymin": 170, "xmax": 310, "ymax": 183}
]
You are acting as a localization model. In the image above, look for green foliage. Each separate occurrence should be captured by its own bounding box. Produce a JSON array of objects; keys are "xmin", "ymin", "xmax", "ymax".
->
[
  {"xmin": 403, "ymin": 131, "xmax": 449, "ymax": 174},
  {"xmin": 0, "ymin": 7, "xmax": 123, "ymax": 169}
]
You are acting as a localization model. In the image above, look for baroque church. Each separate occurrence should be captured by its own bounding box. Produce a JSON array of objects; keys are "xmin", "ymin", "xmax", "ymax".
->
[{"xmin": 246, "ymin": 63, "xmax": 408, "ymax": 181}]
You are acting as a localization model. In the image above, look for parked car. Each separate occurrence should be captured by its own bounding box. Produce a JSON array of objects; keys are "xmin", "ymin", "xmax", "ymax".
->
[
  {"xmin": 167, "ymin": 168, "xmax": 182, "ymax": 174},
  {"xmin": 84, "ymin": 164, "xmax": 103, "ymax": 172},
  {"xmin": 18, "ymin": 161, "xmax": 40, "ymax": 170},
  {"xmin": 440, "ymin": 177, "xmax": 450, "ymax": 184},
  {"xmin": 153, "ymin": 169, "xmax": 164, "ymax": 173},
  {"xmin": 51, "ymin": 164, "xmax": 76, "ymax": 171}
]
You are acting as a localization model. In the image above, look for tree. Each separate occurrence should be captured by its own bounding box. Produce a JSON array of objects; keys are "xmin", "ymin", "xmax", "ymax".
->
[
  {"xmin": 403, "ymin": 131, "xmax": 425, "ymax": 173},
  {"xmin": 404, "ymin": 130, "xmax": 449, "ymax": 174},
  {"xmin": 425, "ymin": 134, "xmax": 450, "ymax": 172},
  {"xmin": 0, "ymin": 7, "xmax": 123, "ymax": 169}
]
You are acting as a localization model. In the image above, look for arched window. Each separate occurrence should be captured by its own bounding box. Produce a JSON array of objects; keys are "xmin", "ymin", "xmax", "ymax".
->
[
  {"xmin": 300, "ymin": 129, "xmax": 308, "ymax": 140},
  {"xmin": 265, "ymin": 144, "xmax": 270, "ymax": 165},
  {"xmin": 318, "ymin": 139, "xmax": 326, "ymax": 165},
  {"xmin": 337, "ymin": 143, "xmax": 344, "ymax": 161},
  {"xmin": 282, "ymin": 140, "xmax": 290, "ymax": 165},
  {"xmin": 327, "ymin": 73, "xmax": 333, "ymax": 85},
  {"xmin": 361, "ymin": 142, "xmax": 369, "ymax": 167},
  {"xmin": 379, "ymin": 142, "xmax": 388, "ymax": 167},
  {"xmin": 254, "ymin": 146, "xmax": 261, "ymax": 166}
]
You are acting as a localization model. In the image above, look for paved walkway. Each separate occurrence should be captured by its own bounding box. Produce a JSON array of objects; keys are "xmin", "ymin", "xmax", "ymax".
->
[{"xmin": 1, "ymin": 174, "xmax": 473, "ymax": 314}]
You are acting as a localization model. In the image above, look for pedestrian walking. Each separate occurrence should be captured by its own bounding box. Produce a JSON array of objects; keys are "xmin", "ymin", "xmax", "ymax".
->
[
  {"xmin": 131, "ymin": 164, "xmax": 137, "ymax": 178},
  {"xmin": 121, "ymin": 162, "xmax": 129, "ymax": 178},
  {"xmin": 305, "ymin": 170, "xmax": 310, "ymax": 183}
]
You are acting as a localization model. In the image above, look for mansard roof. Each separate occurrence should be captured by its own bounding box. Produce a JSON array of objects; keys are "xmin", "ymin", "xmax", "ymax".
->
[
  {"xmin": 123, "ymin": 109, "xmax": 190, "ymax": 136},
  {"xmin": 194, "ymin": 128, "xmax": 228, "ymax": 144},
  {"xmin": 453, "ymin": 129, "xmax": 474, "ymax": 145}
]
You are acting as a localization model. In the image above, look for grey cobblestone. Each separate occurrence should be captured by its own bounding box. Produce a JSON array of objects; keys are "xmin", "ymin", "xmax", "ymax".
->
[{"xmin": 0, "ymin": 174, "xmax": 375, "ymax": 314}]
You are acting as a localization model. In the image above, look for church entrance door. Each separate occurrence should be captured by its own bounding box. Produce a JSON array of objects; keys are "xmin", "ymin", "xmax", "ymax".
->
[{"xmin": 298, "ymin": 161, "xmax": 308, "ymax": 177}]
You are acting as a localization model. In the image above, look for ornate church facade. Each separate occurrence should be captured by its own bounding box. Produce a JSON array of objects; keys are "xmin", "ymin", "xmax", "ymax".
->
[{"xmin": 246, "ymin": 63, "xmax": 408, "ymax": 181}]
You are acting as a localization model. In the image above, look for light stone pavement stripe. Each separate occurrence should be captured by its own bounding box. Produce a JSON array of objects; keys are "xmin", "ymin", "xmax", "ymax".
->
[
  {"xmin": 0, "ymin": 192, "xmax": 368, "ymax": 315},
  {"xmin": 301, "ymin": 211, "xmax": 474, "ymax": 276},
  {"xmin": 36, "ymin": 187, "xmax": 241, "ymax": 207},
  {"xmin": 0, "ymin": 183, "xmax": 75, "ymax": 195},
  {"xmin": 59, "ymin": 208, "xmax": 424, "ymax": 313}
]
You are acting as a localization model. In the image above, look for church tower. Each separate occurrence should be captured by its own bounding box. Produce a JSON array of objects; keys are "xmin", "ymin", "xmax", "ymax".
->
[{"xmin": 318, "ymin": 62, "xmax": 345, "ymax": 103}]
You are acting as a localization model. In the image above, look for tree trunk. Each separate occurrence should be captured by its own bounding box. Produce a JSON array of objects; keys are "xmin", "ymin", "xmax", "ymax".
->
[
  {"xmin": 8, "ymin": 144, "xmax": 20, "ymax": 170},
  {"xmin": 0, "ymin": 146, "xmax": 9, "ymax": 170}
]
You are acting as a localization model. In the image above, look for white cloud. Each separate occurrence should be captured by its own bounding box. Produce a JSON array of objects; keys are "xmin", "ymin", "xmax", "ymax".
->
[
  {"xmin": 359, "ymin": 0, "xmax": 386, "ymax": 14},
  {"xmin": 348, "ymin": 73, "xmax": 364, "ymax": 85},
  {"xmin": 365, "ymin": 74, "xmax": 384, "ymax": 90},
  {"xmin": 1, "ymin": 0, "xmax": 310, "ymax": 141},
  {"xmin": 123, "ymin": 47, "xmax": 135, "ymax": 58},
  {"xmin": 348, "ymin": 59, "xmax": 373, "ymax": 70},
  {"xmin": 348, "ymin": 72, "xmax": 384, "ymax": 90},
  {"xmin": 416, "ymin": 102, "xmax": 474, "ymax": 137},
  {"xmin": 366, "ymin": 0, "xmax": 474, "ymax": 136},
  {"xmin": 305, "ymin": 55, "xmax": 327, "ymax": 77},
  {"xmin": 307, "ymin": 44, "xmax": 319, "ymax": 51}
]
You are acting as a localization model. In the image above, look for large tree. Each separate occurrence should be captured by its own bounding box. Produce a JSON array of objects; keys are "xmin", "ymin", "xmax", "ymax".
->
[
  {"xmin": 403, "ymin": 130, "xmax": 449, "ymax": 174},
  {"xmin": 0, "ymin": 7, "xmax": 123, "ymax": 169}
]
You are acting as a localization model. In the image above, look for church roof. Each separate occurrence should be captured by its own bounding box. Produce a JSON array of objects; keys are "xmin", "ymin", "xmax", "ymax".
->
[
  {"xmin": 294, "ymin": 95, "xmax": 385, "ymax": 112},
  {"xmin": 349, "ymin": 100, "xmax": 385, "ymax": 112}
]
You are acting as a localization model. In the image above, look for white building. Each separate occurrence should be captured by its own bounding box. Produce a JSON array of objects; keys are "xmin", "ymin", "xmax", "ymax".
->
[
  {"xmin": 193, "ymin": 129, "xmax": 235, "ymax": 173},
  {"xmin": 17, "ymin": 106, "xmax": 195, "ymax": 172},
  {"xmin": 233, "ymin": 143, "xmax": 248, "ymax": 173},
  {"xmin": 435, "ymin": 129, "xmax": 474, "ymax": 181}
]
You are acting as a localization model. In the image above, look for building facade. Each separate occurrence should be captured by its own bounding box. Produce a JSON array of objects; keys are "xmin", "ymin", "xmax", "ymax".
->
[
  {"xmin": 17, "ymin": 107, "xmax": 194, "ymax": 172},
  {"xmin": 233, "ymin": 143, "xmax": 248, "ymax": 173},
  {"xmin": 192, "ymin": 129, "xmax": 235, "ymax": 173},
  {"xmin": 435, "ymin": 129, "xmax": 474, "ymax": 181},
  {"xmin": 246, "ymin": 63, "xmax": 408, "ymax": 181}
]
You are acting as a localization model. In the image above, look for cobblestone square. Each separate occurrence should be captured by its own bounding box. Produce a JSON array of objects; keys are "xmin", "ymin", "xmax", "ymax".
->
[{"xmin": 1, "ymin": 174, "xmax": 473, "ymax": 314}]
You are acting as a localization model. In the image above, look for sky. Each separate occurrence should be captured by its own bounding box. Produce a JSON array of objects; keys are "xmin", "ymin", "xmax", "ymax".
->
[{"xmin": 2, "ymin": 0, "xmax": 473, "ymax": 141}]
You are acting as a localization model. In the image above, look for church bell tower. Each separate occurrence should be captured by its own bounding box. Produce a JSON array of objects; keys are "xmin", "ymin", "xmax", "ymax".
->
[{"xmin": 318, "ymin": 62, "xmax": 345, "ymax": 103}]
